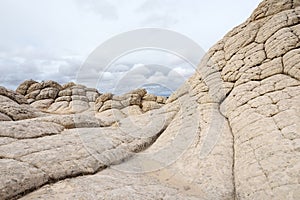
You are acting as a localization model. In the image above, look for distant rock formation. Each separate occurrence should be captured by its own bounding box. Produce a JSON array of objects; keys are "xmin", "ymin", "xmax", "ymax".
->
[
  {"xmin": 13, "ymin": 80, "xmax": 166, "ymax": 127},
  {"xmin": 0, "ymin": 0, "xmax": 299, "ymax": 199}
]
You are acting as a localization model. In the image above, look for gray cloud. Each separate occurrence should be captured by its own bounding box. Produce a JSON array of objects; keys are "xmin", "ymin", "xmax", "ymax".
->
[
  {"xmin": 74, "ymin": 0, "xmax": 118, "ymax": 20},
  {"xmin": 0, "ymin": 54, "xmax": 81, "ymax": 89},
  {"xmin": 0, "ymin": 0, "xmax": 262, "ymax": 95}
]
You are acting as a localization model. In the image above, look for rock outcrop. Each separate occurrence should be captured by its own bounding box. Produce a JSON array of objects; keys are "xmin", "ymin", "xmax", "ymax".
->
[
  {"xmin": 0, "ymin": 86, "xmax": 38, "ymax": 121},
  {"xmin": 0, "ymin": 0, "xmax": 299, "ymax": 199},
  {"xmin": 15, "ymin": 80, "xmax": 166, "ymax": 127}
]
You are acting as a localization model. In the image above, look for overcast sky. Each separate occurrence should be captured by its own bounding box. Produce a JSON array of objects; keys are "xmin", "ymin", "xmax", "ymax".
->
[{"xmin": 0, "ymin": 0, "xmax": 262, "ymax": 95}]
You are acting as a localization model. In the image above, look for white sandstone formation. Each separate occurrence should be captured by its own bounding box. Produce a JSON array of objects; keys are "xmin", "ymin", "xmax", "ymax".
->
[{"xmin": 0, "ymin": 0, "xmax": 299, "ymax": 199}]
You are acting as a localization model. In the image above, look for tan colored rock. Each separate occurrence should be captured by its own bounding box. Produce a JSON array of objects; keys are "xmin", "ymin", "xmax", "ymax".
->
[
  {"xmin": 0, "ymin": 120, "xmax": 64, "ymax": 139},
  {"xmin": 99, "ymin": 100, "xmax": 123, "ymax": 112},
  {"xmin": 95, "ymin": 109, "xmax": 126, "ymax": 127},
  {"xmin": 36, "ymin": 87, "xmax": 59, "ymax": 100},
  {"xmin": 0, "ymin": 95, "xmax": 37, "ymax": 121},
  {"xmin": 265, "ymin": 27, "xmax": 298, "ymax": 59},
  {"xmin": 35, "ymin": 114, "xmax": 101, "ymax": 129},
  {"xmin": 86, "ymin": 91, "xmax": 100, "ymax": 102},
  {"xmin": 16, "ymin": 79, "xmax": 37, "ymax": 95},
  {"xmin": 0, "ymin": 108, "xmax": 176, "ymax": 199},
  {"xmin": 0, "ymin": 86, "xmax": 28, "ymax": 104},
  {"xmin": 142, "ymin": 93, "xmax": 157, "ymax": 101},
  {"xmin": 19, "ymin": 169, "xmax": 201, "ymax": 200},
  {"xmin": 68, "ymin": 100, "xmax": 90, "ymax": 113},
  {"xmin": 96, "ymin": 93, "xmax": 113, "ymax": 103},
  {"xmin": 126, "ymin": 88, "xmax": 147, "ymax": 97},
  {"xmin": 27, "ymin": 80, "xmax": 62, "ymax": 94},
  {"xmin": 141, "ymin": 100, "xmax": 162, "ymax": 112},
  {"xmin": 0, "ymin": 113, "xmax": 12, "ymax": 121},
  {"xmin": 121, "ymin": 105, "xmax": 143, "ymax": 116},
  {"xmin": 25, "ymin": 89, "xmax": 40, "ymax": 100},
  {"xmin": 55, "ymin": 96, "xmax": 72, "ymax": 102},
  {"xmin": 71, "ymin": 87, "xmax": 86, "ymax": 96},
  {"xmin": 122, "ymin": 94, "xmax": 142, "ymax": 106},
  {"xmin": 27, "ymin": 82, "xmax": 43, "ymax": 94},
  {"xmin": 58, "ymin": 88, "xmax": 72, "ymax": 97},
  {"xmin": 47, "ymin": 101, "xmax": 70, "ymax": 114},
  {"xmin": 283, "ymin": 48, "xmax": 300, "ymax": 80},
  {"xmin": 0, "ymin": 1, "xmax": 300, "ymax": 199},
  {"xmin": 31, "ymin": 99, "xmax": 54, "ymax": 110},
  {"xmin": 156, "ymin": 96, "xmax": 167, "ymax": 104},
  {"xmin": 61, "ymin": 82, "xmax": 76, "ymax": 89},
  {"xmin": 71, "ymin": 95, "xmax": 89, "ymax": 102},
  {"xmin": 0, "ymin": 159, "xmax": 48, "ymax": 200}
]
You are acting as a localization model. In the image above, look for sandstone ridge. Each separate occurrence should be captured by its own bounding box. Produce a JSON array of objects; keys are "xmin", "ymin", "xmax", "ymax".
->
[{"xmin": 0, "ymin": 0, "xmax": 299, "ymax": 199}]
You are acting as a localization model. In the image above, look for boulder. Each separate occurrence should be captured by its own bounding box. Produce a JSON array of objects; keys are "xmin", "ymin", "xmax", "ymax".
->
[
  {"xmin": 58, "ymin": 89, "xmax": 72, "ymax": 97},
  {"xmin": 31, "ymin": 99, "xmax": 54, "ymax": 110},
  {"xmin": 16, "ymin": 79, "xmax": 37, "ymax": 95},
  {"xmin": 96, "ymin": 93, "xmax": 113, "ymax": 103},
  {"xmin": 142, "ymin": 93, "xmax": 157, "ymax": 101},
  {"xmin": 36, "ymin": 87, "xmax": 59, "ymax": 100},
  {"xmin": 141, "ymin": 100, "xmax": 162, "ymax": 112},
  {"xmin": 25, "ymin": 89, "xmax": 40, "ymax": 100},
  {"xmin": 126, "ymin": 88, "xmax": 147, "ymax": 97},
  {"xmin": 0, "ymin": 86, "xmax": 28, "ymax": 104},
  {"xmin": 156, "ymin": 96, "xmax": 167, "ymax": 104},
  {"xmin": 61, "ymin": 82, "xmax": 76, "ymax": 90}
]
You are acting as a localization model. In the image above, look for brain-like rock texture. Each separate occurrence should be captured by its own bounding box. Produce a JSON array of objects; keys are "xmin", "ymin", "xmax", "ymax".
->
[
  {"xmin": 16, "ymin": 80, "xmax": 166, "ymax": 127},
  {"xmin": 0, "ymin": 86, "xmax": 39, "ymax": 121},
  {"xmin": 0, "ymin": 0, "xmax": 300, "ymax": 199}
]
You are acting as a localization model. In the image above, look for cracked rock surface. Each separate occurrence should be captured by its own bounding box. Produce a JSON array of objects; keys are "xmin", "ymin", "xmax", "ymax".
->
[{"xmin": 0, "ymin": 0, "xmax": 300, "ymax": 199}]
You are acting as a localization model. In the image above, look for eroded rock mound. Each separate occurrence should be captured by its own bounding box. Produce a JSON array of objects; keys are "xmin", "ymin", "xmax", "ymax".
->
[
  {"xmin": 17, "ymin": 80, "xmax": 166, "ymax": 119},
  {"xmin": 94, "ymin": 89, "xmax": 166, "ymax": 126},
  {"xmin": 0, "ymin": 86, "xmax": 38, "ymax": 121},
  {"xmin": 0, "ymin": 0, "xmax": 299, "ymax": 199}
]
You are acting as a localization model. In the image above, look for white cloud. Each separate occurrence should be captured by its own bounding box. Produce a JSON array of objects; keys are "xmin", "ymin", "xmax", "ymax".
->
[
  {"xmin": 74, "ymin": 0, "xmax": 118, "ymax": 20},
  {"xmin": 0, "ymin": 0, "xmax": 262, "ymax": 94}
]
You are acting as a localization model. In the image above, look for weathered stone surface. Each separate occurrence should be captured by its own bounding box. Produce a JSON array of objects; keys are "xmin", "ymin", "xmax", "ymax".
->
[
  {"xmin": 126, "ymin": 88, "xmax": 147, "ymax": 97},
  {"xmin": 0, "ymin": 120, "xmax": 64, "ymax": 139},
  {"xmin": 47, "ymin": 101, "xmax": 70, "ymax": 113},
  {"xmin": 0, "ymin": 106, "xmax": 176, "ymax": 199},
  {"xmin": 0, "ymin": 0, "xmax": 299, "ymax": 199},
  {"xmin": 0, "ymin": 86, "xmax": 28, "ymax": 104},
  {"xmin": 86, "ymin": 91, "xmax": 100, "ymax": 102},
  {"xmin": 0, "ymin": 95, "xmax": 37, "ymax": 121},
  {"xmin": 0, "ymin": 159, "xmax": 48, "ymax": 200},
  {"xmin": 72, "ymin": 87, "xmax": 86, "ymax": 96},
  {"xmin": 0, "ymin": 112, "xmax": 12, "ymax": 121},
  {"xmin": 36, "ymin": 87, "xmax": 59, "ymax": 100},
  {"xmin": 34, "ymin": 113, "xmax": 101, "ymax": 129},
  {"xmin": 61, "ymin": 82, "xmax": 76, "ymax": 90},
  {"xmin": 141, "ymin": 100, "xmax": 162, "ymax": 112},
  {"xmin": 58, "ymin": 88, "xmax": 72, "ymax": 97},
  {"xmin": 25, "ymin": 89, "xmax": 40, "ymax": 99},
  {"xmin": 55, "ymin": 96, "xmax": 72, "ymax": 102},
  {"xmin": 20, "ymin": 169, "xmax": 201, "ymax": 200},
  {"xmin": 95, "ymin": 109, "xmax": 126, "ymax": 127},
  {"xmin": 143, "ymin": 93, "xmax": 157, "ymax": 101},
  {"xmin": 27, "ymin": 80, "xmax": 62, "ymax": 94},
  {"xmin": 31, "ymin": 99, "xmax": 54, "ymax": 110},
  {"xmin": 96, "ymin": 93, "xmax": 113, "ymax": 103},
  {"xmin": 16, "ymin": 79, "xmax": 37, "ymax": 95},
  {"xmin": 121, "ymin": 105, "xmax": 143, "ymax": 116},
  {"xmin": 156, "ymin": 96, "xmax": 167, "ymax": 104}
]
